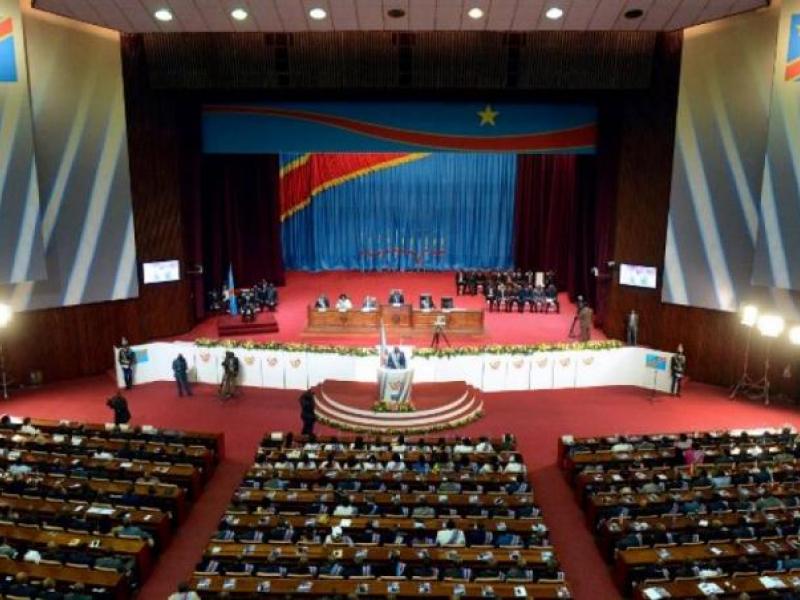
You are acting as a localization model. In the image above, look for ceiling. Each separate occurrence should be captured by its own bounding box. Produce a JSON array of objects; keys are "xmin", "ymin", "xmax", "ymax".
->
[{"xmin": 31, "ymin": 0, "xmax": 768, "ymax": 33}]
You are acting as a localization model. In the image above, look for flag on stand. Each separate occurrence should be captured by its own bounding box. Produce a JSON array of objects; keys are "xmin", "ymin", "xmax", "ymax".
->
[
  {"xmin": 379, "ymin": 320, "xmax": 388, "ymax": 366},
  {"xmin": 227, "ymin": 264, "xmax": 238, "ymax": 315}
]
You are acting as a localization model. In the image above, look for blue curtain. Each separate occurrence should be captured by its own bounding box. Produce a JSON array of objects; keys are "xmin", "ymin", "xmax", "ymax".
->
[{"xmin": 281, "ymin": 153, "xmax": 516, "ymax": 270}]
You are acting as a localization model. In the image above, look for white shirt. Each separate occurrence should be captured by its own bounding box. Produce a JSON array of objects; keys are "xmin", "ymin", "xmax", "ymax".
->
[
  {"xmin": 453, "ymin": 444, "xmax": 474, "ymax": 454},
  {"xmin": 475, "ymin": 442, "xmax": 494, "ymax": 453},
  {"xmin": 336, "ymin": 298, "xmax": 353, "ymax": 311},
  {"xmin": 504, "ymin": 462, "xmax": 525, "ymax": 474},
  {"xmin": 168, "ymin": 592, "xmax": 202, "ymax": 600},
  {"xmin": 333, "ymin": 505, "xmax": 358, "ymax": 516},
  {"xmin": 386, "ymin": 461, "xmax": 406, "ymax": 472},
  {"xmin": 436, "ymin": 528, "xmax": 466, "ymax": 546},
  {"xmin": 23, "ymin": 549, "xmax": 41, "ymax": 563}
]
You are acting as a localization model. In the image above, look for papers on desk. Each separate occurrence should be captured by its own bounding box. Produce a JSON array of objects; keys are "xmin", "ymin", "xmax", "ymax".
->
[
  {"xmin": 641, "ymin": 587, "xmax": 671, "ymax": 600},
  {"xmin": 513, "ymin": 586, "xmax": 527, "ymax": 597},
  {"xmin": 759, "ymin": 576, "xmax": 787, "ymax": 589},
  {"xmin": 257, "ymin": 581, "xmax": 271, "ymax": 592},
  {"xmin": 223, "ymin": 578, "xmax": 237, "ymax": 590},
  {"xmin": 338, "ymin": 519, "xmax": 352, "ymax": 528},
  {"xmin": 196, "ymin": 578, "xmax": 211, "ymax": 590},
  {"xmin": 86, "ymin": 506, "xmax": 115, "ymax": 516},
  {"xmin": 696, "ymin": 582, "xmax": 723, "ymax": 596},
  {"xmin": 453, "ymin": 584, "xmax": 466, "ymax": 596},
  {"xmin": 387, "ymin": 582, "xmax": 400, "ymax": 594}
]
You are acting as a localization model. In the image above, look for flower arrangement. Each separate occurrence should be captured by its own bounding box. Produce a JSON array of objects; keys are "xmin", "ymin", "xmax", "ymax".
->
[
  {"xmin": 316, "ymin": 410, "xmax": 483, "ymax": 435},
  {"xmin": 372, "ymin": 401, "xmax": 415, "ymax": 413},
  {"xmin": 194, "ymin": 338, "xmax": 377, "ymax": 357},
  {"xmin": 193, "ymin": 338, "xmax": 622, "ymax": 357}
]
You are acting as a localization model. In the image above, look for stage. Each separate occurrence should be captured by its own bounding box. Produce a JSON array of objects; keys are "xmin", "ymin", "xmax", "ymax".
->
[{"xmin": 178, "ymin": 271, "xmax": 603, "ymax": 347}]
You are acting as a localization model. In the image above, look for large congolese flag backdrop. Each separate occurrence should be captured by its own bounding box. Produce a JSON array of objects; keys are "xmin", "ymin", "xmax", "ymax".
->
[
  {"xmin": 203, "ymin": 101, "xmax": 597, "ymax": 154},
  {"xmin": 279, "ymin": 152, "xmax": 517, "ymax": 271}
]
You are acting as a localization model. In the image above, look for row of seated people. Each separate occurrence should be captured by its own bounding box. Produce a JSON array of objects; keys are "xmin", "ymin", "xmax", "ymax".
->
[
  {"xmin": 189, "ymin": 433, "xmax": 572, "ymax": 598},
  {"xmin": 0, "ymin": 416, "xmax": 222, "ymax": 600},
  {"xmin": 561, "ymin": 426, "xmax": 800, "ymax": 597},
  {"xmin": 208, "ymin": 280, "xmax": 279, "ymax": 314},
  {"xmin": 483, "ymin": 283, "xmax": 559, "ymax": 314},
  {"xmin": 455, "ymin": 270, "xmax": 555, "ymax": 296}
]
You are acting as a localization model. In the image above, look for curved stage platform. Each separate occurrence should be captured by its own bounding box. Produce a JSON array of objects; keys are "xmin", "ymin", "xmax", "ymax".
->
[{"xmin": 313, "ymin": 379, "xmax": 483, "ymax": 434}]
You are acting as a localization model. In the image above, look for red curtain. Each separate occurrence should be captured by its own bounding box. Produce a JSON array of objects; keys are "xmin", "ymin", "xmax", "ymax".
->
[
  {"xmin": 513, "ymin": 155, "xmax": 607, "ymax": 315},
  {"xmin": 200, "ymin": 154, "xmax": 285, "ymax": 293}
]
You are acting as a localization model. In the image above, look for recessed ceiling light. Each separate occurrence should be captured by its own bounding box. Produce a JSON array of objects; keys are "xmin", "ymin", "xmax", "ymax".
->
[
  {"xmin": 231, "ymin": 8, "xmax": 248, "ymax": 21},
  {"xmin": 309, "ymin": 7, "xmax": 327, "ymax": 20},
  {"xmin": 154, "ymin": 8, "xmax": 173, "ymax": 22},
  {"xmin": 545, "ymin": 7, "xmax": 563, "ymax": 20},
  {"xmin": 623, "ymin": 8, "xmax": 644, "ymax": 19},
  {"xmin": 468, "ymin": 7, "xmax": 484, "ymax": 20},
  {"xmin": 387, "ymin": 8, "xmax": 406, "ymax": 18}
]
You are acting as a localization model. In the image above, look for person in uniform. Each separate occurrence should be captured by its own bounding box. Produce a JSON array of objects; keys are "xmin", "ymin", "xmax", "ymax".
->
[
  {"xmin": 299, "ymin": 391, "xmax": 316, "ymax": 435},
  {"xmin": 545, "ymin": 283, "xmax": 560, "ymax": 313},
  {"xmin": 117, "ymin": 338, "xmax": 135, "ymax": 390},
  {"xmin": 219, "ymin": 351, "xmax": 240, "ymax": 399},
  {"xmin": 671, "ymin": 344, "xmax": 687, "ymax": 396},
  {"xmin": 388, "ymin": 289, "xmax": 405, "ymax": 305},
  {"xmin": 172, "ymin": 353, "xmax": 192, "ymax": 397},
  {"xmin": 106, "ymin": 393, "xmax": 131, "ymax": 426},
  {"xmin": 626, "ymin": 310, "xmax": 640, "ymax": 346},
  {"xmin": 263, "ymin": 282, "xmax": 278, "ymax": 312},
  {"xmin": 578, "ymin": 303, "xmax": 594, "ymax": 342},
  {"xmin": 484, "ymin": 281, "xmax": 496, "ymax": 311},
  {"xmin": 569, "ymin": 296, "xmax": 586, "ymax": 337},
  {"xmin": 455, "ymin": 271, "xmax": 466, "ymax": 296}
]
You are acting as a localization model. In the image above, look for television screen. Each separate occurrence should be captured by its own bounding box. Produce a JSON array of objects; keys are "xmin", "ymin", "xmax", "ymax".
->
[
  {"xmin": 142, "ymin": 260, "xmax": 180, "ymax": 284},
  {"xmin": 619, "ymin": 263, "xmax": 657, "ymax": 289}
]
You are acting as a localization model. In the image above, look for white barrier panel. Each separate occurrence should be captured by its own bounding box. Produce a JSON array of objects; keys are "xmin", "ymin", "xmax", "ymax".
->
[
  {"xmin": 261, "ymin": 351, "xmax": 286, "ymax": 389},
  {"xmin": 284, "ymin": 352, "xmax": 309, "ymax": 390},
  {"xmin": 504, "ymin": 355, "xmax": 531, "ymax": 391},
  {"xmin": 114, "ymin": 342, "xmax": 675, "ymax": 394},
  {"xmin": 411, "ymin": 358, "xmax": 436, "ymax": 383},
  {"xmin": 530, "ymin": 354, "xmax": 554, "ymax": 390},
  {"xmin": 233, "ymin": 349, "xmax": 263, "ymax": 388},
  {"xmin": 481, "ymin": 355, "xmax": 506, "ymax": 392},
  {"xmin": 552, "ymin": 353, "xmax": 577, "ymax": 389}
]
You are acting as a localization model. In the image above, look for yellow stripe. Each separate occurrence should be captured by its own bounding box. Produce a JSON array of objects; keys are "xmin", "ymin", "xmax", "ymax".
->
[
  {"xmin": 279, "ymin": 153, "xmax": 311, "ymax": 177},
  {"xmin": 280, "ymin": 153, "xmax": 429, "ymax": 222}
]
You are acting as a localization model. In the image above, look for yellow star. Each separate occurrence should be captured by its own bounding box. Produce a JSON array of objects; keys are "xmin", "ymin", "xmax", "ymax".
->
[{"xmin": 477, "ymin": 104, "xmax": 499, "ymax": 126}]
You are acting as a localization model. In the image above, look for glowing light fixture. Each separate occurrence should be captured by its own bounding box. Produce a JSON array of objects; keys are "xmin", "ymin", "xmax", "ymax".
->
[
  {"xmin": 0, "ymin": 303, "xmax": 10, "ymax": 328},
  {"xmin": 309, "ymin": 7, "xmax": 327, "ymax": 20},
  {"xmin": 789, "ymin": 325, "xmax": 800, "ymax": 345},
  {"xmin": 740, "ymin": 304, "xmax": 759, "ymax": 327},
  {"xmin": 231, "ymin": 8, "xmax": 248, "ymax": 20},
  {"xmin": 545, "ymin": 7, "xmax": 564, "ymax": 20},
  {"xmin": 154, "ymin": 8, "xmax": 173, "ymax": 22},
  {"xmin": 468, "ymin": 7, "xmax": 485, "ymax": 19},
  {"xmin": 757, "ymin": 314, "xmax": 785, "ymax": 338}
]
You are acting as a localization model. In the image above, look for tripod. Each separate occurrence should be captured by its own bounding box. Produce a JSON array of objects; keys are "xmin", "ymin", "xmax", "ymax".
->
[
  {"xmin": 431, "ymin": 323, "xmax": 450, "ymax": 350},
  {"xmin": 0, "ymin": 342, "xmax": 7, "ymax": 400},
  {"xmin": 730, "ymin": 325, "xmax": 762, "ymax": 400}
]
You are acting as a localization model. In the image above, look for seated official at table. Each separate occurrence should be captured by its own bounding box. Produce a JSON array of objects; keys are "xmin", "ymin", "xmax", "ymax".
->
[
  {"xmin": 387, "ymin": 346, "xmax": 407, "ymax": 369},
  {"xmin": 335, "ymin": 293, "xmax": 353, "ymax": 311},
  {"xmin": 314, "ymin": 294, "xmax": 330, "ymax": 310},
  {"xmin": 420, "ymin": 295, "xmax": 435, "ymax": 310},
  {"xmin": 260, "ymin": 281, "xmax": 278, "ymax": 312},
  {"xmin": 388, "ymin": 289, "xmax": 404, "ymax": 305},
  {"xmin": 361, "ymin": 295, "xmax": 378, "ymax": 312}
]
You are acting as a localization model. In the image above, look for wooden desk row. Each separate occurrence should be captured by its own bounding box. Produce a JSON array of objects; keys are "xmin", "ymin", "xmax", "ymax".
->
[
  {"xmin": 244, "ymin": 469, "xmax": 524, "ymax": 490},
  {"xmin": 204, "ymin": 543, "xmax": 555, "ymax": 566},
  {"xmin": 635, "ymin": 572, "xmax": 800, "ymax": 599},
  {"xmin": 259, "ymin": 449, "xmax": 522, "ymax": 463},
  {"xmin": 0, "ymin": 494, "xmax": 171, "ymax": 548},
  {"xmin": 221, "ymin": 514, "xmax": 547, "ymax": 537},
  {"xmin": 191, "ymin": 576, "xmax": 571, "ymax": 598},
  {"xmin": 262, "ymin": 435, "xmax": 514, "ymax": 450},
  {"xmin": 306, "ymin": 305, "xmax": 484, "ymax": 335},
  {"xmin": 234, "ymin": 489, "xmax": 536, "ymax": 511},
  {"xmin": 0, "ymin": 556, "xmax": 128, "ymax": 599},
  {"xmin": 0, "ymin": 522, "xmax": 151, "ymax": 577},
  {"xmin": 616, "ymin": 537, "xmax": 796, "ymax": 589},
  {"xmin": 27, "ymin": 418, "xmax": 225, "ymax": 459}
]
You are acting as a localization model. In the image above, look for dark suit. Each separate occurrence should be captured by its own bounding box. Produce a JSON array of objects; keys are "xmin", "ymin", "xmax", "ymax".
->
[
  {"xmin": 118, "ymin": 346, "xmax": 135, "ymax": 389},
  {"xmin": 387, "ymin": 350, "xmax": 407, "ymax": 370},
  {"xmin": 300, "ymin": 392, "xmax": 316, "ymax": 435},
  {"xmin": 388, "ymin": 292, "xmax": 404, "ymax": 305}
]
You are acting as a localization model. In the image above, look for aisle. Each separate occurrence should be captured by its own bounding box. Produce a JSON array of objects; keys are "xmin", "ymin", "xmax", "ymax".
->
[{"xmin": 4, "ymin": 376, "xmax": 799, "ymax": 599}]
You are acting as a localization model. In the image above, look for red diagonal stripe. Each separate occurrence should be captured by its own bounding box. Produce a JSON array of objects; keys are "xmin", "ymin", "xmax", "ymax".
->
[
  {"xmin": 0, "ymin": 18, "xmax": 13, "ymax": 38},
  {"xmin": 206, "ymin": 105, "xmax": 597, "ymax": 152},
  {"xmin": 786, "ymin": 58, "xmax": 800, "ymax": 81},
  {"xmin": 280, "ymin": 153, "xmax": 416, "ymax": 220}
]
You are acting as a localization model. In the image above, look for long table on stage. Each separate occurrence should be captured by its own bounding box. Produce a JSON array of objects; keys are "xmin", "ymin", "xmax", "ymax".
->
[{"xmin": 305, "ymin": 304, "xmax": 484, "ymax": 335}]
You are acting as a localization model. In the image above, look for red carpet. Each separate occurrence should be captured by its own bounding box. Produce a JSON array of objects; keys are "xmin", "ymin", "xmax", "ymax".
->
[
  {"xmin": 174, "ymin": 271, "xmax": 603, "ymax": 347},
  {"xmin": 5, "ymin": 376, "xmax": 799, "ymax": 599}
]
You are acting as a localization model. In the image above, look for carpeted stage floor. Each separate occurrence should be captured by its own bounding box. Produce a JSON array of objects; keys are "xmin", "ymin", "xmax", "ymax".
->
[
  {"xmin": 175, "ymin": 271, "xmax": 603, "ymax": 346},
  {"xmin": 6, "ymin": 376, "xmax": 800, "ymax": 599}
]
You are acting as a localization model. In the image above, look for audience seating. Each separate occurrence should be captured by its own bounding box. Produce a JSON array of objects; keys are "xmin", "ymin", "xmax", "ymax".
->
[
  {"xmin": 0, "ymin": 415, "xmax": 223, "ymax": 599},
  {"xmin": 191, "ymin": 433, "xmax": 573, "ymax": 598},
  {"xmin": 561, "ymin": 427, "xmax": 800, "ymax": 598}
]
